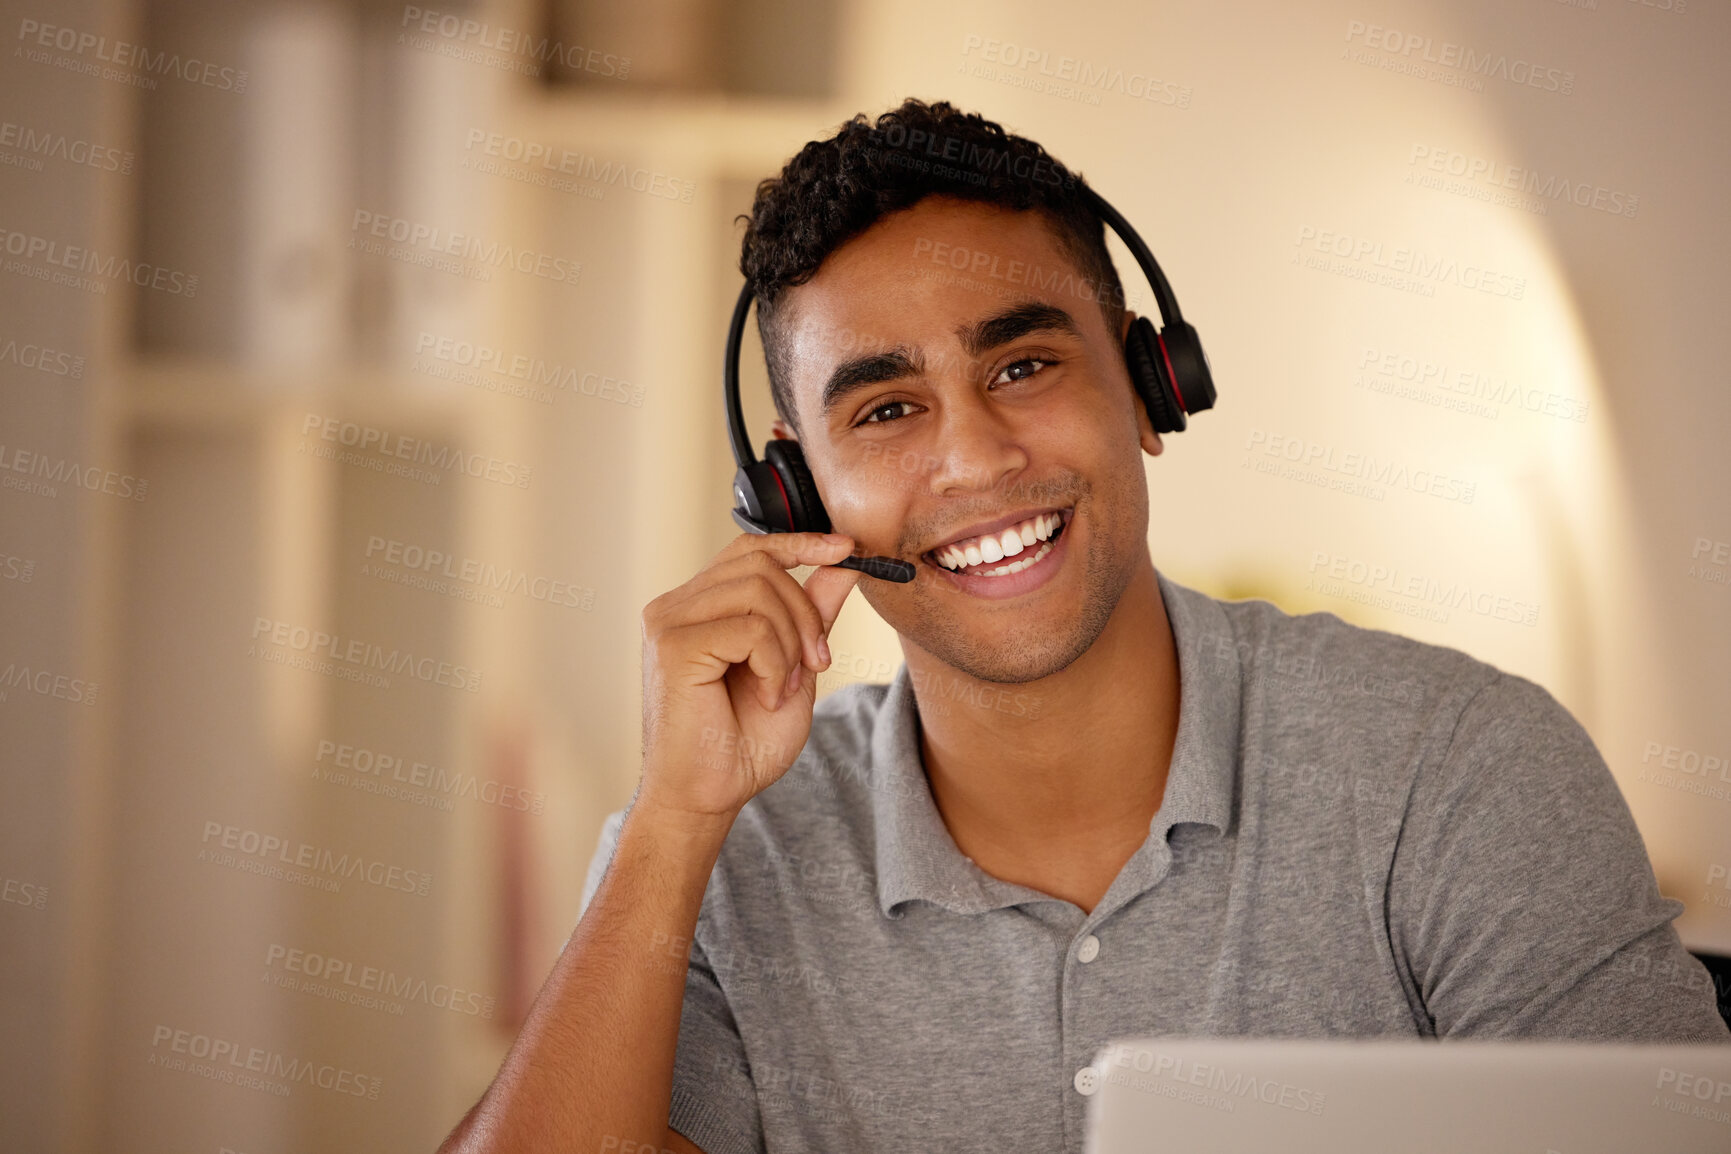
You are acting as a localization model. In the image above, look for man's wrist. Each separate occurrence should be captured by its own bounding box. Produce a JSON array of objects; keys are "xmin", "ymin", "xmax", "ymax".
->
[{"xmin": 625, "ymin": 791, "xmax": 739, "ymax": 860}]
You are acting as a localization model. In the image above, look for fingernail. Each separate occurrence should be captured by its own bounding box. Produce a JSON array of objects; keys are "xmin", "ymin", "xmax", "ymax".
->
[
  {"xmin": 786, "ymin": 666, "xmax": 803, "ymax": 697},
  {"xmin": 818, "ymin": 635, "xmax": 831, "ymax": 665},
  {"xmin": 823, "ymin": 533, "xmax": 851, "ymax": 545}
]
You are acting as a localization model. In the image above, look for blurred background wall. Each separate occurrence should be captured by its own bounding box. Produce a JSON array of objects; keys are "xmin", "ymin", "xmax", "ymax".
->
[{"xmin": 1, "ymin": 0, "xmax": 1726, "ymax": 1148}]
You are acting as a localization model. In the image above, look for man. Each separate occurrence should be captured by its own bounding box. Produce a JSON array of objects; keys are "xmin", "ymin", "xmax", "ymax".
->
[{"xmin": 439, "ymin": 99, "xmax": 1727, "ymax": 1154}]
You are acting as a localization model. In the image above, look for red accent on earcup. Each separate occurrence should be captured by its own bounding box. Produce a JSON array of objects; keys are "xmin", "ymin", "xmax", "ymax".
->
[
  {"xmin": 1159, "ymin": 320, "xmax": 1217, "ymax": 417},
  {"xmin": 767, "ymin": 465, "xmax": 793, "ymax": 531},
  {"xmin": 1123, "ymin": 316, "xmax": 1185, "ymax": 434},
  {"xmin": 764, "ymin": 439, "xmax": 832, "ymax": 534},
  {"xmin": 1155, "ymin": 332, "xmax": 1187, "ymax": 414}
]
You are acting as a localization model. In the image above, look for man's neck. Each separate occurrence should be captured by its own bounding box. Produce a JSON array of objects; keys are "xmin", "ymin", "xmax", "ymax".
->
[{"xmin": 904, "ymin": 559, "xmax": 1181, "ymax": 913}]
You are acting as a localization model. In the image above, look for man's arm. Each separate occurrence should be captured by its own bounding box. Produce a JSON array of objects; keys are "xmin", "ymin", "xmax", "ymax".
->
[
  {"xmin": 437, "ymin": 530, "xmax": 861, "ymax": 1151},
  {"xmin": 437, "ymin": 801, "xmax": 730, "ymax": 1153},
  {"xmin": 1389, "ymin": 671, "xmax": 1730, "ymax": 1041}
]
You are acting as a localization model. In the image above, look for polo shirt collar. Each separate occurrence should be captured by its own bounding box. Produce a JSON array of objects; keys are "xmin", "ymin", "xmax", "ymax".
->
[{"xmin": 870, "ymin": 568, "xmax": 1242, "ymax": 918}]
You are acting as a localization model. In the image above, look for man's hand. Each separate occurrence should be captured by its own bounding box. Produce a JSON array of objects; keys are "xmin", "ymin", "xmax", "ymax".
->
[{"xmin": 638, "ymin": 532, "xmax": 862, "ymax": 820}]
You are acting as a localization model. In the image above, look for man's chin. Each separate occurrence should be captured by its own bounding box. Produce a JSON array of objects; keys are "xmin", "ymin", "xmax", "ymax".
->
[
  {"xmin": 909, "ymin": 617, "xmax": 1101, "ymax": 687},
  {"xmin": 867, "ymin": 527, "xmax": 1134, "ymax": 688}
]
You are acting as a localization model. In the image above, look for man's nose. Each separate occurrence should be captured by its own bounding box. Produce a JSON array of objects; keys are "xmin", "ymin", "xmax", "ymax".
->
[{"xmin": 926, "ymin": 399, "xmax": 1029, "ymax": 499}]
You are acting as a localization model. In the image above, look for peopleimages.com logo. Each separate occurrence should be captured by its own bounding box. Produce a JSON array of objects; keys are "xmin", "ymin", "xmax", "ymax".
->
[
  {"xmin": 148, "ymin": 1024, "xmax": 380, "ymax": 1100},
  {"xmin": 1293, "ymin": 226, "xmax": 1525, "ymax": 301},
  {"xmin": 349, "ymin": 209, "xmax": 581, "ymax": 287},
  {"xmin": 0, "ymin": 659, "xmax": 98, "ymax": 706},
  {"xmin": 198, "ymin": 819, "xmax": 434, "ymax": 897},
  {"xmin": 15, "ymin": 17, "xmax": 249, "ymax": 92},
  {"xmin": 0, "ymin": 117, "xmax": 133, "ymax": 174},
  {"xmin": 314, "ymin": 737, "xmax": 548, "ymax": 814},
  {"xmin": 249, "ymin": 615, "xmax": 484, "ymax": 693},
  {"xmin": 0, "ymin": 224, "xmax": 198, "ymax": 296},
  {"xmin": 1342, "ymin": 19, "xmax": 1575, "ymax": 96},
  {"xmin": 959, "ymin": 34, "xmax": 1193, "ymax": 109},
  {"xmin": 0, "ymin": 333, "xmax": 84, "ymax": 378},
  {"xmin": 264, "ymin": 942, "xmax": 496, "ymax": 1018},
  {"xmin": 398, "ymin": 6, "xmax": 630, "ymax": 80},
  {"xmin": 299, "ymin": 412, "xmax": 533, "ymax": 490}
]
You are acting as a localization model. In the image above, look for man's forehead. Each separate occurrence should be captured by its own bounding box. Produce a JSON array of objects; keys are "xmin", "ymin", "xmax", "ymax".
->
[{"xmin": 781, "ymin": 200, "xmax": 1090, "ymax": 360}]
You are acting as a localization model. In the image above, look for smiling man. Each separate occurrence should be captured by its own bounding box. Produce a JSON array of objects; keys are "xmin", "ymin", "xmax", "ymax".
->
[
  {"xmin": 768, "ymin": 190, "xmax": 1189, "ymax": 916},
  {"xmin": 439, "ymin": 99, "xmax": 1727, "ymax": 1154}
]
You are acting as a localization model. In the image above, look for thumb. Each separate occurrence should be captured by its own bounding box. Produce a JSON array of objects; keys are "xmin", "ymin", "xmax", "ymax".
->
[{"xmin": 801, "ymin": 563, "xmax": 864, "ymax": 635}]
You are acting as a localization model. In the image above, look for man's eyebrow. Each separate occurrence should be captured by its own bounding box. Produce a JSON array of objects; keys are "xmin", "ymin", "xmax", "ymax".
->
[
  {"xmin": 956, "ymin": 301, "xmax": 1081, "ymax": 358},
  {"xmin": 815, "ymin": 302, "xmax": 1080, "ymax": 421},
  {"xmin": 819, "ymin": 348, "xmax": 924, "ymax": 419}
]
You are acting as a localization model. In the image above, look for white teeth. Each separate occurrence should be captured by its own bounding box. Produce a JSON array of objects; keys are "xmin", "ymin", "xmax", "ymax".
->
[
  {"xmin": 931, "ymin": 509, "xmax": 1069, "ymax": 571},
  {"xmin": 975, "ymin": 539, "xmax": 1052, "ymax": 577}
]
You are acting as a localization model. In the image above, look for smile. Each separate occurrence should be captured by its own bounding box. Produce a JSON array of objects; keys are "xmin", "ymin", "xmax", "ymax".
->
[{"xmin": 925, "ymin": 508, "xmax": 1071, "ymax": 578}]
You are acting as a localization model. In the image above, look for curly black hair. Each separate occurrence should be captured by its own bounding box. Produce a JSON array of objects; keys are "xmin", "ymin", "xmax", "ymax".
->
[{"xmin": 740, "ymin": 98, "xmax": 1126, "ymax": 434}]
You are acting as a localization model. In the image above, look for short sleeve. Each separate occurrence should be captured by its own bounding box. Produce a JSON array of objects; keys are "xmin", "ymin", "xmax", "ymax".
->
[
  {"xmin": 577, "ymin": 809, "xmax": 767, "ymax": 1153},
  {"xmin": 1388, "ymin": 672, "xmax": 1730, "ymax": 1041},
  {"xmin": 667, "ymin": 933, "xmax": 766, "ymax": 1154}
]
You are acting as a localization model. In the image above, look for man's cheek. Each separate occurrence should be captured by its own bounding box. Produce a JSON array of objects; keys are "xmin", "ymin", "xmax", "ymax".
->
[
  {"xmin": 854, "ymin": 445, "xmax": 940, "ymax": 497},
  {"xmin": 818, "ymin": 466, "xmax": 917, "ymax": 555}
]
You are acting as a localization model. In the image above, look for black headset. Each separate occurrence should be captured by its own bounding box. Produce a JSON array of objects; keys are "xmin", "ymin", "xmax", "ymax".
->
[{"xmin": 725, "ymin": 184, "xmax": 1216, "ymax": 583}]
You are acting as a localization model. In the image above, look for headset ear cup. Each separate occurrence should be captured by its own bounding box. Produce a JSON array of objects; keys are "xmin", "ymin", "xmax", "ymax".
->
[
  {"xmin": 1160, "ymin": 321, "xmax": 1217, "ymax": 417},
  {"xmin": 763, "ymin": 439, "xmax": 831, "ymax": 535},
  {"xmin": 1124, "ymin": 316, "xmax": 1184, "ymax": 434}
]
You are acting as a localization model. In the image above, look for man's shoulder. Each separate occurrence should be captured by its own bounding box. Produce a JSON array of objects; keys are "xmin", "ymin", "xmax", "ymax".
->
[
  {"xmin": 1181, "ymin": 580, "xmax": 1502, "ymax": 717},
  {"xmin": 1253, "ymin": 595, "xmax": 1579, "ymax": 738},
  {"xmin": 1184, "ymin": 582, "xmax": 1601, "ymax": 799}
]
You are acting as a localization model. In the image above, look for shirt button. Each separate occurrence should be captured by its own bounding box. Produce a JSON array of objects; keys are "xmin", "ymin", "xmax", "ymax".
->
[
  {"xmin": 1073, "ymin": 1066, "xmax": 1100, "ymax": 1095},
  {"xmin": 1077, "ymin": 935, "xmax": 1100, "ymax": 963}
]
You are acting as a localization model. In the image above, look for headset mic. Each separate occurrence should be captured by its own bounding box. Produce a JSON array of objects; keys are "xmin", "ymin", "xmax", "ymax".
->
[
  {"xmin": 730, "ymin": 507, "xmax": 916, "ymax": 582},
  {"xmin": 836, "ymin": 555, "xmax": 917, "ymax": 581}
]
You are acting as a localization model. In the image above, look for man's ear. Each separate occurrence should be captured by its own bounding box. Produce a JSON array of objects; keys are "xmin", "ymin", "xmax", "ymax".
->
[
  {"xmin": 770, "ymin": 419, "xmax": 796, "ymax": 440},
  {"xmin": 1119, "ymin": 310, "xmax": 1164, "ymax": 459}
]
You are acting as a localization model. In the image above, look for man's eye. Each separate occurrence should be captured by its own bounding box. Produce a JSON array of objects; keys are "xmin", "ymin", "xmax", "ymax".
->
[
  {"xmin": 859, "ymin": 401, "xmax": 915, "ymax": 426},
  {"xmin": 994, "ymin": 358, "xmax": 1050, "ymax": 385}
]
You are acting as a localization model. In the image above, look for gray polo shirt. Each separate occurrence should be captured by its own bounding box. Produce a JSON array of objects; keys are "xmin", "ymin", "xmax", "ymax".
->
[{"xmin": 580, "ymin": 569, "xmax": 1727, "ymax": 1154}]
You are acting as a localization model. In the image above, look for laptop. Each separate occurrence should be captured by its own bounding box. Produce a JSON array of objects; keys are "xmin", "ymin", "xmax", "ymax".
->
[{"xmin": 1082, "ymin": 1038, "xmax": 1731, "ymax": 1153}]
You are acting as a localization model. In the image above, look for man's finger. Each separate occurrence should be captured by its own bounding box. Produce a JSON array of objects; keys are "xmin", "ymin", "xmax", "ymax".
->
[
  {"xmin": 801, "ymin": 563, "xmax": 864, "ymax": 637},
  {"xmin": 709, "ymin": 531, "xmax": 856, "ymax": 574}
]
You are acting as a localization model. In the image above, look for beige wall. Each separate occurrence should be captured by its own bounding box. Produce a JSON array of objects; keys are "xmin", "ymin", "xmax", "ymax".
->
[{"xmin": 0, "ymin": 0, "xmax": 1726, "ymax": 1148}]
